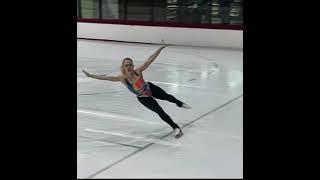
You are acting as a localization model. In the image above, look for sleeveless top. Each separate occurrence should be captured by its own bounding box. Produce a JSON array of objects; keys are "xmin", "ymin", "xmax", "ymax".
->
[{"xmin": 125, "ymin": 71, "xmax": 152, "ymax": 97}]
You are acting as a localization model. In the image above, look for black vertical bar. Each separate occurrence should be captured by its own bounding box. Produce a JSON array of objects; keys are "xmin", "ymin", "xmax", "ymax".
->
[
  {"xmin": 119, "ymin": 0, "xmax": 123, "ymax": 19},
  {"xmin": 177, "ymin": 0, "xmax": 183, "ymax": 23},
  {"xmin": 151, "ymin": 0, "xmax": 154, "ymax": 22},
  {"xmin": 240, "ymin": 0, "xmax": 243, "ymax": 22},
  {"xmin": 78, "ymin": 0, "xmax": 82, "ymax": 18},
  {"xmin": 177, "ymin": 0, "xmax": 180, "ymax": 22},
  {"xmin": 99, "ymin": 0, "xmax": 102, "ymax": 19},
  {"xmin": 209, "ymin": 0, "xmax": 212, "ymax": 24},
  {"xmin": 164, "ymin": 0, "xmax": 167, "ymax": 22},
  {"xmin": 124, "ymin": 0, "xmax": 128, "ymax": 20}
]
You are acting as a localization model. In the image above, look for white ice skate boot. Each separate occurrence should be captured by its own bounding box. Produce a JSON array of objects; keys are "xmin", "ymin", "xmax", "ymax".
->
[
  {"xmin": 181, "ymin": 103, "xmax": 191, "ymax": 109},
  {"xmin": 174, "ymin": 128, "xmax": 183, "ymax": 138}
]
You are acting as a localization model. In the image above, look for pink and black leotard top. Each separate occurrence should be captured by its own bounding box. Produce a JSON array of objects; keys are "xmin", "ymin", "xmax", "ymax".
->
[{"xmin": 125, "ymin": 71, "xmax": 152, "ymax": 97}]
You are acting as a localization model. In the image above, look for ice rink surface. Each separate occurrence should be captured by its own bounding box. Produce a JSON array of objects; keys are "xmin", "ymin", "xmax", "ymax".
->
[{"xmin": 77, "ymin": 39, "xmax": 243, "ymax": 178}]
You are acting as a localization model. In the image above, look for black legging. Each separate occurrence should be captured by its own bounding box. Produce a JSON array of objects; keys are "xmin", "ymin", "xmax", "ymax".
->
[{"xmin": 137, "ymin": 82, "xmax": 183, "ymax": 130}]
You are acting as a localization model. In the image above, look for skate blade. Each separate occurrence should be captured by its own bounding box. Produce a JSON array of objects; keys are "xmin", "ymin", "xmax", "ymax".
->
[{"xmin": 175, "ymin": 132, "xmax": 183, "ymax": 139}]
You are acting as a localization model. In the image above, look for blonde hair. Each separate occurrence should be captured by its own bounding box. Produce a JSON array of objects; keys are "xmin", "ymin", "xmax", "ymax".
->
[{"xmin": 121, "ymin": 58, "xmax": 133, "ymax": 77}]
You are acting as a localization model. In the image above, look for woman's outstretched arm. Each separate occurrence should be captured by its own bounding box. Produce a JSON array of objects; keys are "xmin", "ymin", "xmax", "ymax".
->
[
  {"xmin": 82, "ymin": 70, "xmax": 122, "ymax": 82},
  {"xmin": 136, "ymin": 45, "xmax": 168, "ymax": 72}
]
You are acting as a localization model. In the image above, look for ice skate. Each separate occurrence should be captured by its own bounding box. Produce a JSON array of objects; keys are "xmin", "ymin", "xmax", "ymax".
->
[{"xmin": 174, "ymin": 128, "xmax": 183, "ymax": 138}]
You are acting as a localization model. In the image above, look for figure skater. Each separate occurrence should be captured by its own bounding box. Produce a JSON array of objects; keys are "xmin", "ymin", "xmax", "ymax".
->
[{"xmin": 82, "ymin": 45, "xmax": 191, "ymax": 138}]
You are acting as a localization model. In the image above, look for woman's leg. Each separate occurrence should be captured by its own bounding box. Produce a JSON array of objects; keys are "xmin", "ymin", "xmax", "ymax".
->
[
  {"xmin": 137, "ymin": 96, "xmax": 180, "ymax": 130},
  {"xmin": 148, "ymin": 82, "xmax": 184, "ymax": 107}
]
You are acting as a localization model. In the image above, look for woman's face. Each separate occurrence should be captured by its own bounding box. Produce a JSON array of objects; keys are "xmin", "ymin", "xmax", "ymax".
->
[{"xmin": 123, "ymin": 59, "xmax": 134, "ymax": 73}]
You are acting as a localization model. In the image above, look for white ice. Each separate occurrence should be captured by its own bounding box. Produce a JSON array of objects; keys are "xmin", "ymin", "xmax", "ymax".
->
[{"xmin": 77, "ymin": 39, "xmax": 243, "ymax": 179}]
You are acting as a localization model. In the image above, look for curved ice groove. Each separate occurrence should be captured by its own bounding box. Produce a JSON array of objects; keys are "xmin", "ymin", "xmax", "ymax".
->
[
  {"xmin": 195, "ymin": 129, "xmax": 242, "ymax": 142},
  {"xmin": 166, "ymin": 50, "xmax": 218, "ymax": 62},
  {"xmin": 85, "ymin": 128, "xmax": 183, "ymax": 147},
  {"xmin": 77, "ymin": 109, "xmax": 164, "ymax": 125},
  {"xmin": 150, "ymin": 81, "xmax": 210, "ymax": 89},
  {"xmin": 77, "ymin": 77, "xmax": 92, "ymax": 83}
]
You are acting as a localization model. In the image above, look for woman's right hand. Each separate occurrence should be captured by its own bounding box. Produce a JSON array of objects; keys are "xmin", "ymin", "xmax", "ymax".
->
[{"xmin": 82, "ymin": 70, "xmax": 91, "ymax": 77}]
